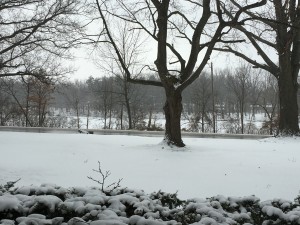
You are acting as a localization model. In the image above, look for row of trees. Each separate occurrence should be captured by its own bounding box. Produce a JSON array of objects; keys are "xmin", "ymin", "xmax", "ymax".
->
[
  {"xmin": 62, "ymin": 76, "xmax": 164, "ymax": 130},
  {"xmin": 94, "ymin": 0, "xmax": 300, "ymax": 146},
  {"xmin": 1, "ymin": 64, "xmax": 295, "ymax": 136},
  {"xmin": 0, "ymin": 76, "xmax": 55, "ymax": 127},
  {"xmin": 0, "ymin": 74, "xmax": 164, "ymax": 130},
  {"xmin": 185, "ymin": 65, "xmax": 282, "ymax": 135},
  {"xmin": 1, "ymin": 0, "xmax": 300, "ymax": 146}
]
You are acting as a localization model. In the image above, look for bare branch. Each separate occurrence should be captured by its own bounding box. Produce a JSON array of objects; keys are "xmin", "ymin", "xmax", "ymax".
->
[{"xmin": 87, "ymin": 161, "xmax": 123, "ymax": 193}]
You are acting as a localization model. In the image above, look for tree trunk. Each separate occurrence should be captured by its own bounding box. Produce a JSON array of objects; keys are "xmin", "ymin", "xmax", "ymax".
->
[
  {"xmin": 125, "ymin": 93, "xmax": 132, "ymax": 130},
  {"xmin": 270, "ymin": 116, "xmax": 274, "ymax": 135},
  {"xmin": 274, "ymin": 2, "xmax": 300, "ymax": 136},
  {"xmin": 278, "ymin": 57, "xmax": 299, "ymax": 135},
  {"xmin": 201, "ymin": 113, "xmax": 204, "ymax": 133},
  {"xmin": 147, "ymin": 109, "xmax": 152, "ymax": 129},
  {"xmin": 163, "ymin": 90, "xmax": 184, "ymax": 147},
  {"xmin": 120, "ymin": 105, "xmax": 123, "ymax": 130},
  {"xmin": 104, "ymin": 109, "xmax": 107, "ymax": 129},
  {"xmin": 108, "ymin": 107, "xmax": 112, "ymax": 129},
  {"xmin": 240, "ymin": 102, "xmax": 244, "ymax": 134},
  {"xmin": 76, "ymin": 108, "xmax": 80, "ymax": 129},
  {"xmin": 25, "ymin": 87, "xmax": 30, "ymax": 127}
]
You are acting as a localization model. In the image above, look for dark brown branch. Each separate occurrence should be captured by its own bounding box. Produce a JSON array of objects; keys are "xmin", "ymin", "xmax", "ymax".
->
[
  {"xmin": 214, "ymin": 46, "xmax": 278, "ymax": 77},
  {"xmin": 181, "ymin": 0, "xmax": 211, "ymax": 82},
  {"xmin": 96, "ymin": 0, "xmax": 163, "ymax": 87},
  {"xmin": 168, "ymin": 11, "xmax": 196, "ymax": 30}
]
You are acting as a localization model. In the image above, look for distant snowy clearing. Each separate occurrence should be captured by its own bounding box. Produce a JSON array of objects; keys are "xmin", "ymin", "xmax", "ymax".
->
[{"xmin": 0, "ymin": 131, "xmax": 300, "ymax": 201}]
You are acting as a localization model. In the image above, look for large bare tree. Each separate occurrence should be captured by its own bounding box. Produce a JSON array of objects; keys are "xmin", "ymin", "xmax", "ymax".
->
[
  {"xmin": 94, "ymin": 0, "xmax": 266, "ymax": 147},
  {"xmin": 215, "ymin": 0, "xmax": 300, "ymax": 135}
]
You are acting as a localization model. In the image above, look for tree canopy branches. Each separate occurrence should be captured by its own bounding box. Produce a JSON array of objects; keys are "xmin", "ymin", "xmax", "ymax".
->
[{"xmin": 0, "ymin": 0, "xmax": 89, "ymax": 80}]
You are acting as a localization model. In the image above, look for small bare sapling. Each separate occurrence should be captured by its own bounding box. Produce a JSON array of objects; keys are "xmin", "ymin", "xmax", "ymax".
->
[{"xmin": 87, "ymin": 161, "xmax": 123, "ymax": 193}]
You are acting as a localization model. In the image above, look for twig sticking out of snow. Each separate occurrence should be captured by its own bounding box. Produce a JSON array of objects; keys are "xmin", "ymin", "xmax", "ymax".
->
[{"xmin": 87, "ymin": 161, "xmax": 123, "ymax": 194}]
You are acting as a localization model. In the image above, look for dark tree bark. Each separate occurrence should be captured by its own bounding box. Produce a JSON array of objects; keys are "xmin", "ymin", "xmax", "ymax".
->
[
  {"xmin": 164, "ymin": 90, "xmax": 184, "ymax": 147},
  {"xmin": 278, "ymin": 54, "xmax": 299, "ymax": 134},
  {"xmin": 153, "ymin": 0, "xmax": 184, "ymax": 146},
  {"xmin": 121, "ymin": 79, "xmax": 133, "ymax": 130},
  {"xmin": 275, "ymin": 1, "xmax": 300, "ymax": 134}
]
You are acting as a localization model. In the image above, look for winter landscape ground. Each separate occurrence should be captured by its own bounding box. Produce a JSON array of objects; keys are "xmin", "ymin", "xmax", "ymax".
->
[
  {"xmin": 1, "ymin": 131, "xmax": 299, "ymax": 201},
  {"xmin": 1, "ymin": 131, "xmax": 300, "ymax": 224}
]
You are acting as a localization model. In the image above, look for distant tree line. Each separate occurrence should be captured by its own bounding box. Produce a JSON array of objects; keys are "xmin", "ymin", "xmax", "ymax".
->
[{"xmin": 1, "ymin": 64, "xmax": 298, "ymax": 135}]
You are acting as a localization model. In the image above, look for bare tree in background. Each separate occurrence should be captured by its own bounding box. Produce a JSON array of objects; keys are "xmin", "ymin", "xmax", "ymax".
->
[
  {"xmin": 87, "ymin": 77, "xmax": 116, "ymax": 129},
  {"xmin": 189, "ymin": 74, "xmax": 212, "ymax": 133},
  {"xmin": 94, "ymin": 0, "xmax": 266, "ymax": 147},
  {"xmin": 1, "ymin": 74, "xmax": 55, "ymax": 127},
  {"xmin": 0, "ymin": 79, "xmax": 21, "ymax": 126},
  {"xmin": 246, "ymin": 69, "xmax": 264, "ymax": 134},
  {"xmin": 215, "ymin": 0, "xmax": 300, "ymax": 135},
  {"xmin": 259, "ymin": 74, "xmax": 279, "ymax": 135},
  {"xmin": 63, "ymin": 81, "xmax": 88, "ymax": 129},
  {"xmin": 226, "ymin": 65, "xmax": 252, "ymax": 134},
  {"xmin": 27, "ymin": 76, "xmax": 55, "ymax": 127},
  {"xmin": 94, "ymin": 22, "xmax": 146, "ymax": 130}
]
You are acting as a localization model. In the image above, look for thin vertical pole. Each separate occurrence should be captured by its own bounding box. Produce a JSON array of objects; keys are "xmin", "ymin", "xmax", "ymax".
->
[{"xmin": 211, "ymin": 62, "xmax": 216, "ymax": 133}]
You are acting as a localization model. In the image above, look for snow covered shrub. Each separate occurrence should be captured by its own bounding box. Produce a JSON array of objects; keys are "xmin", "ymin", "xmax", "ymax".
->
[
  {"xmin": 15, "ymin": 215, "xmax": 64, "ymax": 225},
  {"xmin": 150, "ymin": 191, "xmax": 184, "ymax": 210},
  {"xmin": 257, "ymin": 199, "xmax": 300, "ymax": 225},
  {"xmin": 260, "ymin": 117, "xmax": 279, "ymax": 135},
  {"xmin": 2, "ymin": 184, "xmax": 300, "ymax": 225},
  {"xmin": 210, "ymin": 195, "xmax": 261, "ymax": 224},
  {"xmin": 0, "ymin": 179, "xmax": 20, "ymax": 195},
  {"xmin": 26, "ymin": 195, "xmax": 62, "ymax": 217},
  {"xmin": 0, "ymin": 194, "xmax": 24, "ymax": 220},
  {"xmin": 222, "ymin": 117, "xmax": 241, "ymax": 134},
  {"xmin": 245, "ymin": 123, "xmax": 259, "ymax": 134},
  {"xmin": 15, "ymin": 184, "xmax": 69, "ymax": 200}
]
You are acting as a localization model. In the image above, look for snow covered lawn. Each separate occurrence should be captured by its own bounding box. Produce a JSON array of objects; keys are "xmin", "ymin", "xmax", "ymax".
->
[{"xmin": 0, "ymin": 131, "xmax": 300, "ymax": 201}]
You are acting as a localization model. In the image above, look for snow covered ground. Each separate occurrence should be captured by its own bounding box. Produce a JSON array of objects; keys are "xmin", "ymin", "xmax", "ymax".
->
[{"xmin": 0, "ymin": 131, "xmax": 300, "ymax": 201}]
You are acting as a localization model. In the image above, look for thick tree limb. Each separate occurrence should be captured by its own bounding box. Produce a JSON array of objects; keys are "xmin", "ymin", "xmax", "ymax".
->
[{"xmin": 96, "ymin": 0, "xmax": 163, "ymax": 87}]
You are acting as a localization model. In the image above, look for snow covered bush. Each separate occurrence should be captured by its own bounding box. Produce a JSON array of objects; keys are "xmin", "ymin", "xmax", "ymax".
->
[
  {"xmin": 0, "ymin": 179, "xmax": 20, "ymax": 195},
  {"xmin": 1, "ymin": 184, "xmax": 300, "ymax": 225},
  {"xmin": 150, "ymin": 191, "xmax": 184, "ymax": 210}
]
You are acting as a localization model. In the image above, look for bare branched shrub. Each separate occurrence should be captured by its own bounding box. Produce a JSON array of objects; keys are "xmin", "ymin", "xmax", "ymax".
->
[{"xmin": 87, "ymin": 161, "xmax": 123, "ymax": 194}]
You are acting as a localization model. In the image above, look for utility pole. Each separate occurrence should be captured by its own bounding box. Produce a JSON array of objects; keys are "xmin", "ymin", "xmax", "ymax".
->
[{"xmin": 211, "ymin": 62, "xmax": 216, "ymax": 133}]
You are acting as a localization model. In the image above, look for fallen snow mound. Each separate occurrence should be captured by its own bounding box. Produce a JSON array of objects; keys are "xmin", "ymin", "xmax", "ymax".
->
[{"xmin": 1, "ymin": 184, "xmax": 300, "ymax": 225}]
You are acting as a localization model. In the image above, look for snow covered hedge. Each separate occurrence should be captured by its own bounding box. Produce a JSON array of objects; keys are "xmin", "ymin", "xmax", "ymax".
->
[{"xmin": 1, "ymin": 184, "xmax": 300, "ymax": 225}]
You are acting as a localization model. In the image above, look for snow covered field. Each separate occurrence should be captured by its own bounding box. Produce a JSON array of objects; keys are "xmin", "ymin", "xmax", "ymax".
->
[{"xmin": 0, "ymin": 131, "xmax": 300, "ymax": 201}]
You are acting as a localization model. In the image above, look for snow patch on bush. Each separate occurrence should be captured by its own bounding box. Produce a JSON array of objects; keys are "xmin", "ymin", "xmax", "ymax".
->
[{"xmin": 0, "ymin": 194, "xmax": 21, "ymax": 212}]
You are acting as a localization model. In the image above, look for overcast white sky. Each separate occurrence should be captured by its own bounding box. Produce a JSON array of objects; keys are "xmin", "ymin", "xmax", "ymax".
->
[{"xmin": 69, "ymin": 47, "xmax": 259, "ymax": 81}]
